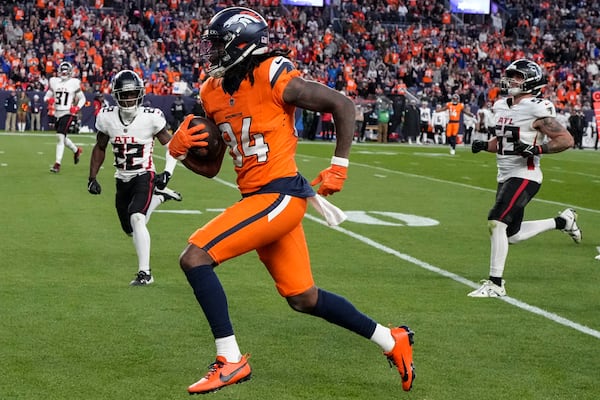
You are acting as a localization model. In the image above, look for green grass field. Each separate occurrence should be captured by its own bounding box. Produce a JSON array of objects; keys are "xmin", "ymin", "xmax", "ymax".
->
[{"xmin": 1, "ymin": 132, "xmax": 599, "ymax": 400}]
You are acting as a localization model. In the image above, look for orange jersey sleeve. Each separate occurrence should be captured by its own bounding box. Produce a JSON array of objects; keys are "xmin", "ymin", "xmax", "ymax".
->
[{"xmin": 201, "ymin": 56, "xmax": 302, "ymax": 194}]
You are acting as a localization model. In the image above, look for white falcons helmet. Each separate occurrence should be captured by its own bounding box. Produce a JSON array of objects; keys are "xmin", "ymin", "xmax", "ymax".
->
[
  {"xmin": 200, "ymin": 7, "xmax": 269, "ymax": 78},
  {"xmin": 500, "ymin": 59, "xmax": 547, "ymax": 96},
  {"xmin": 111, "ymin": 70, "xmax": 145, "ymax": 115},
  {"xmin": 58, "ymin": 61, "xmax": 73, "ymax": 80}
]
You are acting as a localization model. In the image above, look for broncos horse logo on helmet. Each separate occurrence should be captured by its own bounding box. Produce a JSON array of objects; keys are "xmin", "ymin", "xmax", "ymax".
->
[{"xmin": 200, "ymin": 7, "xmax": 269, "ymax": 78}]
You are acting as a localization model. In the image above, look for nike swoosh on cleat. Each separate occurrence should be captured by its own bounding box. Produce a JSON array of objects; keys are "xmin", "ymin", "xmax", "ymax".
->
[
  {"xmin": 219, "ymin": 362, "xmax": 248, "ymax": 383},
  {"xmin": 400, "ymin": 357, "xmax": 409, "ymax": 381}
]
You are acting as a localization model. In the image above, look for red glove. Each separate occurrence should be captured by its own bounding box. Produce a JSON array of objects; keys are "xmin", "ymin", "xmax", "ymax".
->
[
  {"xmin": 311, "ymin": 157, "xmax": 348, "ymax": 196},
  {"xmin": 168, "ymin": 114, "xmax": 210, "ymax": 160},
  {"xmin": 70, "ymin": 105, "xmax": 80, "ymax": 114},
  {"xmin": 47, "ymin": 97, "xmax": 55, "ymax": 105}
]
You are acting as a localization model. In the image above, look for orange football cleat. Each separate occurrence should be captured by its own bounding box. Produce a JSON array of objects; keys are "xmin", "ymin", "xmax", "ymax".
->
[
  {"xmin": 188, "ymin": 354, "xmax": 251, "ymax": 395},
  {"xmin": 384, "ymin": 326, "xmax": 415, "ymax": 391}
]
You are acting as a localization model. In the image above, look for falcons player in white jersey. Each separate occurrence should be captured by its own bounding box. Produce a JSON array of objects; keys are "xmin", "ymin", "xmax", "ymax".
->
[
  {"xmin": 432, "ymin": 103, "xmax": 448, "ymax": 144},
  {"xmin": 477, "ymin": 101, "xmax": 495, "ymax": 140},
  {"xmin": 418, "ymin": 100, "xmax": 432, "ymax": 144},
  {"xmin": 468, "ymin": 59, "xmax": 581, "ymax": 298},
  {"xmin": 88, "ymin": 69, "xmax": 182, "ymax": 286},
  {"xmin": 44, "ymin": 61, "xmax": 86, "ymax": 173}
]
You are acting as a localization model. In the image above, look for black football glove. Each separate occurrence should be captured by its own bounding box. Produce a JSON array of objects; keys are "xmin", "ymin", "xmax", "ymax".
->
[
  {"xmin": 88, "ymin": 178, "xmax": 101, "ymax": 195},
  {"xmin": 471, "ymin": 140, "xmax": 488, "ymax": 153},
  {"xmin": 154, "ymin": 171, "xmax": 171, "ymax": 190},
  {"xmin": 514, "ymin": 142, "xmax": 547, "ymax": 158}
]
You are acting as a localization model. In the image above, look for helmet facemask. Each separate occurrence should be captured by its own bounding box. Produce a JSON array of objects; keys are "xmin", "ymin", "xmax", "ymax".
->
[
  {"xmin": 500, "ymin": 59, "xmax": 547, "ymax": 96},
  {"xmin": 500, "ymin": 70, "xmax": 527, "ymax": 96},
  {"xmin": 111, "ymin": 70, "xmax": 145, "ymax": 121},
  {"xmin": 115, "ymin": 90, "xmax": 143, "ymax": 117},
  {"xmin": 200, "ymin": 37, "xmax": 229, "ymax": 78},
  {"xmin": 58, "ymin": 62, "xmax": 72, "ymax": 81}
]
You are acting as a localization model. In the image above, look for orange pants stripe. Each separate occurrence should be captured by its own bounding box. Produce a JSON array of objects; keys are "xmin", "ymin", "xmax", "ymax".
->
[{"xmin": 188, "ymin": 193, "xmax": 314, "ymax": 297}]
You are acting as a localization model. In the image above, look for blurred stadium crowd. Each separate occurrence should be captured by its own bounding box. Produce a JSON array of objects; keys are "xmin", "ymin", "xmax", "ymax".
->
[{"xmin": 1, "ymin": 0, "xmax": 600, "ymax": 135}]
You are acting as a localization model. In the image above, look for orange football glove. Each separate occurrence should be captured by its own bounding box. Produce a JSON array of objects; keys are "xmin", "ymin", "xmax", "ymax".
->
[
  {"xmin": 168, "ymin": 114, "xmax": 210, "ymax": 160},
  {"xmin": 311, "ymin": 159, "xmax": 348, "ymax": 196}
]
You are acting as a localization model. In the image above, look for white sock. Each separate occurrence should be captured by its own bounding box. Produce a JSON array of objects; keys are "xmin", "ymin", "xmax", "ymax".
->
[
  {"xmin": 55, "ymin": 134, "xmax": 65, "ymax": 163},
  {"xmin": 145, "ymin": 195, "xmax": 164, "ymax": 224},
  {"xmin": 370, "ymin": 324, "xmax": 395, "ymax": 352},
  {"xmin": 215, "ymin": 335, "xmax": 242, "ymax": 362},
  {"xmin": 130, "ymin": 213, "xmax": 151, "ymax": 274},
  {"xmin": 508, "ymin": 218, "xmax": 556, "ymax": 243},
  {"xmin": 489, "ymin": 220, "xmax": 508, "ymax": 278},
  {"xmin": 64, "ymin": 136, "xmax": 78, "ymax": 152}
]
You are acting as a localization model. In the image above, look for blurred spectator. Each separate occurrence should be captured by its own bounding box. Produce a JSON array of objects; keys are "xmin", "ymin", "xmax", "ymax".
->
[
  {"xmin": 375, "ymin": 95, "xmax": 392, "ymax": 143},
  {"xmin": 190, "ymin": 96, "xmax": 206, "ymax": 118},
  {"xmin": 4, "ymin": 90, "xmax": 17, "ymax": 131},
  {"xmin": 92, "ymin": 91, "xmax": 108, "ymax": 132},
  {"xmin": 170, "ymin": 94, "xmax": 186, "ymax": 129},
  {"xmin": 93, "ymin": 92, "xmax": 107, "ymax": 117},
  {"xmin": 30, "ymin": 94, "xmax": 43, "ymax": 131},
  {"xmin": 389, "ymin": 92, "xmax": 406, "ymax": 140},
  {"xmin": 16, "ymin": 90, "xmax": 30, "ymax": 132},
  {"xmin": 303, "ymin": 108, "xmax": 319, "ymax": 141},
  {"xmin": 354, "ymin": 102, "xmax": 366, "ymax": 142},
  {"xmin": 556, "ymin": 107, "xmax": 570, "ymax": 130},
  {"xmin": 321, "ymin": 111, "xmax": 334, "ymax": 141},
  {"xmin": 568, "ymin": 106, "xmax": 586, "ymax": 149},
  {"xmin": 582, "ymin": 101, "xmax": 595, "ymax": 142},
  {"xmin": 403, "ymin": 99, "xmax": 420, "ymax": 144}
]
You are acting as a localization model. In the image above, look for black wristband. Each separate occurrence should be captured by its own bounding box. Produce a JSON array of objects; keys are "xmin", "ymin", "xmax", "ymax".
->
[{"xmin": 540, "ymin": 143, "xmax": 549, "ymax": 154}]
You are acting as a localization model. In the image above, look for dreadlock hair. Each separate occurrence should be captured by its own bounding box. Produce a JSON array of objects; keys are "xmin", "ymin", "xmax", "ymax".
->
[{"xmin": 222, "ymin": 48, "xmax": 292, "ymax": 95}]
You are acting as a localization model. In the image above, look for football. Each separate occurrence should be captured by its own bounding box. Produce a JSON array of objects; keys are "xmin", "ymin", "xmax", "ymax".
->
[{"xmin": 186, "ymin": 116, "xmax": 225, "ymax": 161}]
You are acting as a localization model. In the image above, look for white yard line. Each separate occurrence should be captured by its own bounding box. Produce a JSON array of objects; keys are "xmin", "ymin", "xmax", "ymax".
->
[
  {"xmin": 350, "ymin": 160, "xmax": 600, "ymax": 214},
  {"xmin": 206, "ymin": 172, "xmax": 600, "ymax": 339},
  {"xmin": 154, "ymin": 149, "xmax": 600, "ymax": 340},
  {"xmin": 304, "ymin": 213, "xmax": 600, "ymax": 340}
]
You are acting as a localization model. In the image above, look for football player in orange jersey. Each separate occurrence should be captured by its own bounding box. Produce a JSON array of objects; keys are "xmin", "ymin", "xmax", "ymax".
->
[
  {"xmin": 168, "ymin": 7, "xmax": 415, "ymax": 395},
  {"xmin": 439, "ymin": 93, "xmax": 474, "ymax": 154}
]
